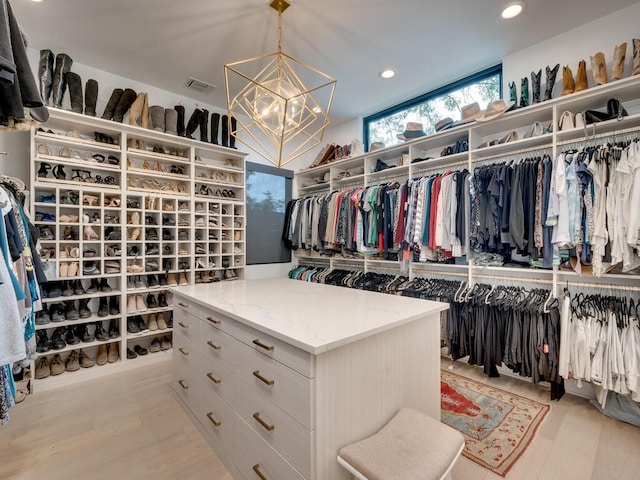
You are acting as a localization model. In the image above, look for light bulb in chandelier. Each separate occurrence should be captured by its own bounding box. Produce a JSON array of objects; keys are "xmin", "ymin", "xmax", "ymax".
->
[{"xmin": 252, "ymin": 77, "xmax": 306, "ymax": 137}]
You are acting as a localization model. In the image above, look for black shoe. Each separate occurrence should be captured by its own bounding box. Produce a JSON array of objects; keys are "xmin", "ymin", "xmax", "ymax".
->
[
  {"xmin": 86, "ymin": 278, "xmax": 99, "ymax": 293},
  {"xmin": 184, "ymin": 108, "xmax": 203, "ymax": 139},
  {"xmin": 158, "ymin": 274, "xmax": 167, "ymax": 286},
  {"xmin": 84, "ymin": 79, "xmax": 99, "ymax": 116},
  {"xmin": 78, "ymin": 299, "xmax": 92, "ymax": 318},
  {"xmin": 158, "ymin": 293, "xmax": 168, "ymax": 308},
  {"xmin": 136, "ymin": 315, "xmax": 148, "ymax": 332},
  {"xmin": 67, "ymin": 71, "xmax": 83, "ymax": 113},
  {"xmin": 127, "ymin": 318, "xmax": 140, "ymax": 334},
  {"xmin": 134, "ymin": 344, "xmax": 149, "ymax": 356},
  {"xmin": 94, "ymin": 322, "xmax": 108, "ymax": 341},
  {"xmin": 99, "ymin": 278, "xmax": 112, "ymax": 292},
  {"xmin": 98, "ymin": 297, "xmax": 109, "ymax": 317},
  {"xmin": 79, "ymin": 324, "xmax": 95, "ymax": 343},
  {"xmin": 36, "ymin": 331, "xmax": 51, "ymax": 353},
  {"xmin": 66, "ymin": 326, "xmax": 81, "ymax": 346},
  {"xmin": 221, "ymin": 114, "xmax": 229, "ymax": 147},
  {"xmin": 38, "ymin": 49, "xmax": 54, "ymax": 105},
  {"xmin": 73, "ymin": 280, "xmax": 85, "ymax": 295},
  {"xmin": 65, "ymin": 301, "xmax": 79, "ymax": 320},
  {"xmin": 109, "ymin": 296, "xmax": 120, "ymax": 315},
  {"xmin": 51, "ymin": 327, "xmax": 67, "ymax": 350},
  {"xmin": 146, "ymin": 293, "xmax": 158, "ymax": 309},
  {"xmin": 147, "ymin": 274, "xmax": 158, "ymax": 288},
  {"xmin": 101, "ymin": 88, "xmax": 123, "ymax": 120},
  {"xmin": 51, "ymin": 53, "xmax": 73, "ymax": 108},
  {"xmin": 112, "ymin": 88, "xmax": 137, "ymax": 122},
  {"xmin": 127, "ymin": 348, "xmax": 137, "ymax": 359},
  {"xmin": 109, "ymin": 319, "xmax": 120, "ymax": 338}
]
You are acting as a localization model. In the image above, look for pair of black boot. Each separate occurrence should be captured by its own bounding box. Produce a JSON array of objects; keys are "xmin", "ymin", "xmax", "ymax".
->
[
  {"xmin": 509, "ymin": 64, "xmax": 560, "ymax": 108},
  {"xmin": 101, "ymin": 88, "xmax": 138, "ymax": 122},
  {"xmin": 38, "ymin": 50, "xmax": 98, "ymax": 116},
  {"xmin": 177, "ymin": 108, "xmax": 236, "ymax": 148}
]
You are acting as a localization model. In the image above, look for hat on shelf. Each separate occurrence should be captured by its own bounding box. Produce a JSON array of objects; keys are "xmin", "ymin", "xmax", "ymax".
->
[
  {"xmin": 397, "ymin": 122, "xmax": 426, "ymax": 140},
  {"xmin": 434, "ymin": 117, "xmax": 454, "ymax": 132},
  {"xmin": 476, "ymin": 99, "xmax": 514, "ymax": 122},
  {"xmin": 452, "ymin": 102, "xmax": 483, "ymax": 126},
  {"xmin": 370, "ymin": 141, "xmax": 385, "ymax": 151}
]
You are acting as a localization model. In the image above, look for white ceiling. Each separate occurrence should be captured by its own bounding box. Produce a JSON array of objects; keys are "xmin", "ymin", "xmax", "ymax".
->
[{"xmin": 11, "ymin": 0, "xmax": 640, "ymax": 123}]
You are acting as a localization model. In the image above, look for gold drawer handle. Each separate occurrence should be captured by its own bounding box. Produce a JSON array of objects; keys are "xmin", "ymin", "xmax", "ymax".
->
[
  {"xmin": 206, "ymin": 316, "xmax": 221, "ymax": 324},
  {"xmin": 178, "ymin": 321, "xmax": 189, "ymax": 329},
  {"xmin": 207, "ymin": 340, "xmax": 221, "ymax": 350},
  {"xmin": 178, "ymin": 302, "xmax": 189, "ymax": 308},
  {"xmin": 252, "ymin": 370, "xmax": 274, "ymax": 386},
  {"xmin": 206, "ymin": 372, "xmax": 221, "ymax": 384},
  {"xmin": 178, "ymin": 380, "xmax": 188, "ymax": 390},
  {"xmin": 178, "ymin": 347, "xmax": 189, "ymax": 356},
  {"xmin": 252, "ymin": 464, "xmax": 268, "ymax": 480},
  {"xmin": 206, "ymin": 412, "xmax": 221, "ymax": 427},
  {"xmin": 252, "ymin": 412, "xmax": 275, "ymax": 432},
  {"xmin": 252, "ymin": 338, "xmax": 274, "ymax": 352}
]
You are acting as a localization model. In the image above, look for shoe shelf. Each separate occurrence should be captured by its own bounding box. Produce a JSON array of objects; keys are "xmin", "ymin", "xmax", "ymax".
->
[
  {"xmin": 35, "ymin": 332, "xmax": 121, "ymax": 358},
  {"xmin": 30, "ymin": 108, "xmax": 247, "ymax": 389}
]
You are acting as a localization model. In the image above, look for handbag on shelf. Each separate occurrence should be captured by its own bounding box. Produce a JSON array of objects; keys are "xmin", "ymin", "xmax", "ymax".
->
[
  {"xmin": 558, "ymin": 111, "xmax": 575, "ymax": 130},
  {"xmin": 583, "ymin": 98, "xmax": 628, "ymax": 124}
]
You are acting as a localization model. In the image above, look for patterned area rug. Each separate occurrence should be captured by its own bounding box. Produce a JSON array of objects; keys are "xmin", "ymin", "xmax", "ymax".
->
[{"xmin": 441, "ymin": 370, "xmax": 550, "ymax": 477}]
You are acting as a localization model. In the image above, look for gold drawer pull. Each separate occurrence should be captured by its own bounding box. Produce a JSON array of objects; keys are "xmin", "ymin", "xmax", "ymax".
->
[
  {"xmin": 178, "ymin": 321, "xmax": 189, "ymax": 329},
  {"xmin": 252, "ymin": 412, "xmax": 275, "ymax": 432},
  {"xmin": 206, "ymin": 316, "xmax": 221, "ymax": 324},
  {"xmin": 206, "ymin": 372, "xmax": 221, "ymax": 384},
  {"xmin": 252, "ymin": 339, "xmax": 274, "ymax": 352},
  {"xmin": 207, "ymin": 340, "xmax": 221, "ymax": 350},
  {"xmin": 252, "ymin": 370, "xmax": 274, "ymax": 386},
  {"xmin": 178, "ymin": 347, "xmax": 189, "ymax": 356},
  {"xmin": 206, "ymin": 412, "xmax": 221, "ymax": 427},
  {"xmin": 252, "ymin": 464, "xmax": 268, "ymax": 480},
  {"xmin": 178, "ymin": 302, "xmax": 189, "ymax": 308},
  {"xmin": 178, "ymin": 380, "xmax": 188, "ymax": 390}
]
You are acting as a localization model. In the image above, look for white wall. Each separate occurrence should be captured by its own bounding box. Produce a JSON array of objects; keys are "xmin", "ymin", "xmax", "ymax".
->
[{"xmin": 503, "ymin": 2, "xmax": 640, "ymax": 102}]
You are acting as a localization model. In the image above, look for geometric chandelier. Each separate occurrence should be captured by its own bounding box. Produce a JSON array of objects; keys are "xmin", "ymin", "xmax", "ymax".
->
[{"xmin": 224, "ymin": 0, "xmax": 336, "ymax": 167}]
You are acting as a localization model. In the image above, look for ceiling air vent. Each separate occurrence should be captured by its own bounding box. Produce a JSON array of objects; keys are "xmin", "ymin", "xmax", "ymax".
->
[{"xmin": 185, "ymin": 77, "xmax": 216, "ymax": 93}]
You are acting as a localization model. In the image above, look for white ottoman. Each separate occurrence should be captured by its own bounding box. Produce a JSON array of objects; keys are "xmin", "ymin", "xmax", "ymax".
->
[{"xmin": 337, "ymin": 408, "xmax": 465, "ymax": 480}]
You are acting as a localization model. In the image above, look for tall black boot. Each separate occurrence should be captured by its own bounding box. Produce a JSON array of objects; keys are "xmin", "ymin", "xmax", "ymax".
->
[
  {"xmin": 210, "ymin": 113, "xmax": 220, "ymax": 144},
  {"xmin": 66, "ymin": 72, "xmax": 83, "ymax": 113},
  {"xmin": 112, "ymin": 88, "xmax": 137, "ymax": 122},
  {"xmin": 221, "ymin": 114, "xmax": 229, "ymax": 147},
  {"xmin": 519, "ymin": 77, "xmax": 529, "ymax": 108},
  {"xmin": 531, "ymin": 69, "xmax": 541, "ymax": 104},
  {"xmin": 38, "ymin": 49, "xmax": 54, "ymax": 105},
  {"xmin": 174, "ymin": 105, "xmax": 185, "ymax": 136},
  {"xmin": 184, "ymin": 109, "xmax": 203, "ymax": 139},
  {"xmin": 101, "ymin": 89, "xmax": 123, "ymax": 120},
  {"xmin": 543, "ymin": 64, "xmax": 560, "ymax": 101},
  {"xmin": 51, "ymin": 53, "xmax": 73, "ymax": 108},
  {"xmin": 199, "ymin": 109, "xmax": 209, "ymax": 142},
  {"xmin": 230, "ymin": 116, "xmax": 237, "ymax": 149},
  {"xmin": 84, "ymin": 79, "xmax": 98, "ymax": 116}
]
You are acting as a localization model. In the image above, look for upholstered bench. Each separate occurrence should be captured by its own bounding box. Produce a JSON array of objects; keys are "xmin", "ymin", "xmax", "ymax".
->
[{"xmin": 337, "ymin": 408, "xmax": 465, "ymax": 480}]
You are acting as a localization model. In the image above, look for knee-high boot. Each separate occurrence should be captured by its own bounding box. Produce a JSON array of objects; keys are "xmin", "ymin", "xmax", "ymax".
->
[
  {"xmin": 38, "ymin": 49, "xmax": 54, "ymax": 105},
  {"xmin": 200, "ymin": 109, "xmax": 209, "ymax": 142},
  {"xmin": 184, "ymin": 109, "xmax": 203, "ymax": 139},
  {"xmin": 66, "ymin": 72, "xmax": 83, "ymax": 113},
  {"xmin": 221, "ymin": 115, "xmax": 229, "ymax": 147},
  {"xmin": 84, "ymin": 79, "xmax": 98, "ymax": 116},
  {"xmin": 230, "ymin": 116, "xmax": 237, "ymax": 149},
  {"xmin": 174, "ymin": 105, "xmax": 185, "ymax": 136},
  {"xmin": 543, "ymin": 64, "xmax": 560, "ymax": 101},
  {"xmin": 210, "ymin": 113, "xmax": 220, "ymax": 144},
  {"xmin": 51, "ymin": 53, "xmax": 73, "ymax": 108},
  {"xmin": 531, "ymin": 69, "xmax": 541, "ymax": 104}
]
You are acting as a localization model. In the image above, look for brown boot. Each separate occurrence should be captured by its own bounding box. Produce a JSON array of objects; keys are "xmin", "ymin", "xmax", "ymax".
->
[
  {"xmin": 561, "ymin": 65, "xmax": 575, "ymax": 95},
  {"xmin": 575, "ymin": 60, "xmax": 588, "ymax": 92},
  {"xmin": 612, "ymin": 43, "xmax": 627, "ymax": 80},
  {"xmin": 129, "ymin": 92, "xmax": 150, "ymax": 128},
  {"xmin": 590, "ymin": 52, "xmax": 607, "ymax": 85},
  {"xmin": 633, "ymin": 39, "xmax": 640, "ymax": 76}
]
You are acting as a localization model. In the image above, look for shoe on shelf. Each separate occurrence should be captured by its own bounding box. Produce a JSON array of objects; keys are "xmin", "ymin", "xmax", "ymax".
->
[
  {"xmin": 79, "ymin": 349, "xmax": 95, "ymax": 368},
  {"xmin": 65, "ymin": 325, "xmax": 81, "ymax": 346},
  {"xmin": 146, "ymin": 293, "xmax": 158, "ymax": 309},
  {"xmin": 134, "ymin": 344, "xmax": 149, "ymax": 356},
  {"xmin": 149, "ymin": 337, "xmax": 161, "ymax": 353},
  {"xmin": 135, "ymin": 294, "xmax": 147, "ymax": 312},
  {"xmin": 157, "ymin": 312, "xmax": 168, "ymax": 330},
  {"xmin": 51, "ymin": 327, "xmax": 67, "ymax": 350},
  {"xmin": 95, "ymin": 321, "xmax": 109, "ymax": 341},
  {"xmin": 50, "ymin": 354, "xmax": 65, "ymax": 376},
  {"xmin": 107, "ymin": 342, "xmax": 119, "ymax": 363},
  {"xmin": 108, "ymin": 319, "xmax": 120, "ymax": 339},
  {"xmin": 66, "ymin": 350, "xmax": 80, "ymax": 372},
  {"xmin": 98, "ymin": 297, "xmax": 109, "ymax": 317},
  {"xmin": 127, "ymin": 317, "xmax": 140, "ymax": 334},
  {"xmin": 96, "ymin": 344, "xmax": 108, "ymax": 366},
  {"xmin": 78, "ymin": 299, "xmax": 92, "ymax": 318},
  {"xmin": 109, "ymin": 297, "xmax": 120, "ymax": 315},
  {"xmin": 148, "ymin": 313, "xmax": 158, "ymax": 331},
  {"xmin": 86, "ymin": 278, "xmax": 99, "ymax": 293},
  {"xmin": 136, "ymin": 315, "xmax": 148, "ymax": 332},
  {"xmin": 99, "ymin": 278, "xmax": 113, "ymax": 292},
  {"xmin": 36, "ymin": 331, "xmax": 51, "ymax": 353},
  {"xmin": 127, "ymin": 348, "xmax": 137, "ymax": 360},
  {"xmin": 160, "ymin": 336, "xmax": 172, "ymax": 351},
  {"xmin": 80, "ymin": 324, "xmax": 95, "ymax": 343},
  {"xmin": 35, "ymin": 357, "xmax": 51, "ymax": 379}
]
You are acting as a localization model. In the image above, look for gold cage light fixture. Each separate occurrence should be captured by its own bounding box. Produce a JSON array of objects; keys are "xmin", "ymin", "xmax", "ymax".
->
[{"xmin": 224, "ymin": 0, "xmax": 336, "ymax": 167}]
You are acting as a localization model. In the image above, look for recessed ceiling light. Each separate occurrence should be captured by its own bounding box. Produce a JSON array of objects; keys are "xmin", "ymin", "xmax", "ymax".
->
[
  {"xmin": 501, "ymin": 1, "xmax": 525, "ymax": 19},
  {"xmin": 30, "ymin": 0, "xmax": 43, "ymax": 3},
  {"xmin": 379, "ymin": 69, "xmax": 396, "ymax": 79}
]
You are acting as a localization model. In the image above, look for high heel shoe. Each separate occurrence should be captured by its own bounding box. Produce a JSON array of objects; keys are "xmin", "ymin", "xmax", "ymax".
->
[
  {"xmin": 37, "ymin": 162, "xmax": 52, "ymax": 178},
  {"xmin": 81, "ymin": 170, "xmax": 95, "ymax": 183},
  {"xmin": 128, "ymin": 227, "xmax": 141, "ymax": 241},
  {"xmin": 83, "ymin": 195, "xmax": 98, "ymax": 206},
  {"xmin": 53, "ymin": 165, "xmax": 66, "ymax": 180},
  {"xmin": 84, "ymin": 225, "xmax": 99, "ymax": 240},
  {"xmin": 128, "ymin": 211, "xmax": 140, "ymax": 225}
]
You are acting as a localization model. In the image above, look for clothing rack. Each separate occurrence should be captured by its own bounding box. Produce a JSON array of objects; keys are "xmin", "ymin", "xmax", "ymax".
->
[
  {"xmin": 557, "ymin": 123, "xmax": 640, "ymax": 148},
  {"xmin": 411, "ymin": 158, "xmax": 468, "ymax": 176},
  {"xmin": 472, "ymin": 142, "xmax": 553, "ymax": 164}
]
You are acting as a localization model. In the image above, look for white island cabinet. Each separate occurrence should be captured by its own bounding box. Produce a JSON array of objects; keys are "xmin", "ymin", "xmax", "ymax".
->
[{"xmin": 172, "ymin": 278, "xmax": 448, "ymax": 480}]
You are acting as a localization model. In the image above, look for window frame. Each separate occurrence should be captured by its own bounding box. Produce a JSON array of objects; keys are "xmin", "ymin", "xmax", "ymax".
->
[{"xmin": 363, "ymin": 64, "xmax": 503, "ymax": 151}]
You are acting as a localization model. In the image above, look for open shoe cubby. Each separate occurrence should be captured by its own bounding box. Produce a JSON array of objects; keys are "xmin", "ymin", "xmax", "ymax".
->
[{"xmin": 30, "ymin": 107, "xmax": 247, "ymax": 390}]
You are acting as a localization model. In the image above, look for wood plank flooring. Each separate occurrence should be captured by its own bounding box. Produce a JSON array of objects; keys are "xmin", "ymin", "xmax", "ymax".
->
[{"xmin": 1, "ymin": 358, "xmax": 639, "ymax": 479}]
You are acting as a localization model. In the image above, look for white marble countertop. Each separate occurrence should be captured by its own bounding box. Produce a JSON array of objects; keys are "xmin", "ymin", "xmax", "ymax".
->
[{"xmin": 172, "ymin": 278, "xmax": 448, "ymax": 354}]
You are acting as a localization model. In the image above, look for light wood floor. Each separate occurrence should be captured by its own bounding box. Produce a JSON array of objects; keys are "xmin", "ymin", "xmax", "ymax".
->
[{"xmin": 1, "ymin": 358, "xmax": 639, "ymax": 480}]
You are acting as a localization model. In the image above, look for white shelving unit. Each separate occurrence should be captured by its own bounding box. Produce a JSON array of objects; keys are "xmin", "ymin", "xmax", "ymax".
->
[
  {"xmin": 293, "ymin": 74, "xmax": 640, "ymax": 292},
  {"xmin": 30, "ymin": 108, "xmax": 247, "ymax": 390}
]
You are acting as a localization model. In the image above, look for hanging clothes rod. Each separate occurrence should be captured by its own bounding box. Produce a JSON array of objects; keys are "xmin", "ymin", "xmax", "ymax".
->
[
  {"xmin": 471, "ymin": 142, "xmax": 553, "ymax": 164},
  {"xmin": 565, "ymin": 281, "xmax": 640, "ymax": 292},
  {"xmin": 472, "ymin": 273, "xmax": 554, "ymax": 286},
  {"xmin": 557, "ymin": 123, "xmax": 640, "ymax": 148},
  {"xmin": 411, "ymin": 160, "xmax": 467, "ymax": 176}
]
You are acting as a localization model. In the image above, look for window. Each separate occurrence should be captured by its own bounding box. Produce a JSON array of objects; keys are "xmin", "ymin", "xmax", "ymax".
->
[
  {"xmin": 364, "ymin": 65, "xmax": 502, "ymax": 150},
  {"xmin": 245, "ymin": 162, "xmax": 293, "ymax": 265}
]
